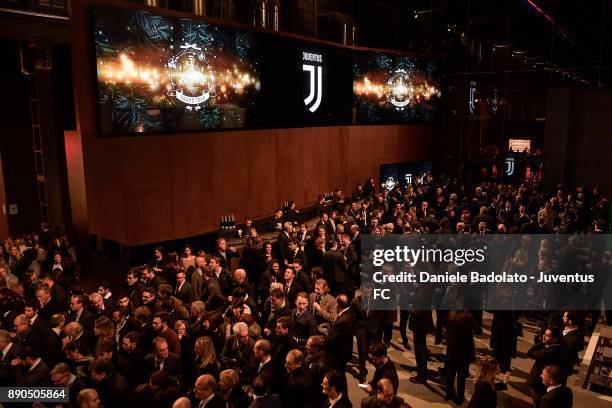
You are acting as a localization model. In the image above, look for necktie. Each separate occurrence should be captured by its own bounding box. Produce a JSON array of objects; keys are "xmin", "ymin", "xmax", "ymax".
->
[{"xmin": 155, "ymin": 360, "xmax": 162, "ymax": 371}]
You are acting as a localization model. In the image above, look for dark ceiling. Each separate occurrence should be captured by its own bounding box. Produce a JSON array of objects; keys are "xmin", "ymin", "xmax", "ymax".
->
[{"xmin": 336, "ymin": 0, "xmax": 612, "ymax": 88}]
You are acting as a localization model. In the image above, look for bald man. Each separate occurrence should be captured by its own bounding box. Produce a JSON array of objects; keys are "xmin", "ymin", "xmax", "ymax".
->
[
  {"xmin": 194, "ymin": 374, "xmax": 225, "ymax": 408},
  {"xmin": 360, "ymin": 378, "xmax": 408, "ymax": 408},
  {"xmin": 77, "ymin": 388, "xmax": 101, "ymax": 408},
  {"xmin": 172, "ymin": 397, "xmax": 192, "ymax": 408},
  {"xmin": 12, "ymin": 314, "xmax": 47, "ymax": 353},
  {"xmin": 325, "ymin": 294, "xmax": 354, "ymax": 370}
]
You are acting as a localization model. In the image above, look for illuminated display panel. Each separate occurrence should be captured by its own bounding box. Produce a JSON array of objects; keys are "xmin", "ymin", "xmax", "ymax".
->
[
  {"xmin": 94, "ymin": 5, "xmax": 261, "ymax": 133},
  {"xmin": 508, "ymin": 139, "xmax": 531, "ymax": 152},
  {"xmin": 257, "ymin": 34, "xmax": 353, "ymax": 127},
  {"xmin": 353, "ymin": 51, "xmax": 441, "ymax": 123},
  {"xmin": 93, "ymin": 5, "xmax": 440, "ymax": 134}
]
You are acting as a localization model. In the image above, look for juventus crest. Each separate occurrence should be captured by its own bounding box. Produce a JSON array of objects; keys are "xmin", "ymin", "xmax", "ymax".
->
[{"xmin": 303, "ymin": 51, "xmax": 323, "ymax": 113}]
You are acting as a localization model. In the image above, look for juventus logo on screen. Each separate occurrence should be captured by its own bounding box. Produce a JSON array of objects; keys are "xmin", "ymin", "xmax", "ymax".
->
[
  {"xmin": 505, "ymin": 157, "xmax": 515, "ymax": 176},
  {"xmin": 303, "ymin": 52, "xmax": 323, "ymax": 113},
  {"xmin": 468, "ymin": 81, "xmax": 477, "ymax": 114}
]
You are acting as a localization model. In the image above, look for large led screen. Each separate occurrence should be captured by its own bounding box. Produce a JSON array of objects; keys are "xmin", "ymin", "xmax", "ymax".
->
[
  {"xmin": 93, "ymin": 5, "xmax": 261, "ymax": 133},
  {"xmin": 353, "ymin": 52, "xmax": 441, "ymax": 123},
  {"xmin": 258, "ymin": 35, "xmax": 353, "ymax": 127}
]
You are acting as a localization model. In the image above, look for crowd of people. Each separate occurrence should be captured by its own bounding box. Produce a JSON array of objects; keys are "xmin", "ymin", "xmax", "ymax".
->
[{"xmin": 0, "ymin": 174, "xmax": 609, "ymax": 408}]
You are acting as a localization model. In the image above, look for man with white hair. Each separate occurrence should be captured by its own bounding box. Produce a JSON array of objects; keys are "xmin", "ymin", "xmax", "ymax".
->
[
  {"xmin": 233, "ymin": 268, "xmax": 254, "ymax": 298},
  {"xmin": 220, "ymin": 322, "xmax": 256, "ymax": 378},
  {"xmin": 277, "ymin": 222, "xmax": 294, "ymax": 268},
  {"xmin": 88, "ymin": 293, "xmax": 111, "ymax": 318}
]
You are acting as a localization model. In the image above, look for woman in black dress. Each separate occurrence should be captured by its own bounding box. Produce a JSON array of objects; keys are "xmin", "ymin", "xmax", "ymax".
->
[{"xmin": 192, "ymin": 335, "xmax": 220, "ymax": 383}]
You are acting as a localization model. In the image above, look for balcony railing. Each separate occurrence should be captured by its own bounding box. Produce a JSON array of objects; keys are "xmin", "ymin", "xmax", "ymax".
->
[{"xmin": 0, "ymin": 0, "xmax": 69, "ymax": 17}]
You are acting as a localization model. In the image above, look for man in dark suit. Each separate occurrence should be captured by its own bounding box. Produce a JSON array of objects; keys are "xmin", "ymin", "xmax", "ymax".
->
[
  {"xmin": 0, "ymin": 329, "xmax": 18, "ymax": 384},
  {"xmin": 322, "ymin": 242, "xmax": 347, "ymax": 295},
  {"xmin": 253, "ymin": 339, "xmax": 282, "ymax": 393},
  {"xmin": 444, "ymin": 309, "xmax": 480, "ymax": 404},
  {"xmin": 277, "ymin": 223, "xmax": 294, "ymax": 268},
  {"xmin": 283, "ymin": 349, "xmax": 318, "ymax": 408},
  {"xmin": 200, "ymin": 269, "xmax": 224, "ymax": 311},
  {"xmin": 322, "ymin": 369, "xmax": 352, "ymax": 408},
  {"xmin": 67, "ymin": 294, "xmax": 94, "ymax": 332},
  {"xmin": 283, "ymin": 267, "xmax": 305, "ymax": 305},
  {"xmin": 13, "ymin": 314, "xmax": 48, "ymax": 359},
  {"xmin": 220, "ymin": 322, "xmax": 257, "ymax": 378},
  {"xmin": 356, "ymin": 203, "xmax": 371, "ymax": 233},
  {"xmin": 125, "ymin": 269, "xmax": 144, "ymax": 308},
  {"xmin": 472, "ymin": 206, "xmax": 496, "ymax": 231},
  {"xmin": 286, "ymin": 239, "xmax": 307, "ymax": 270},
  {"xmin": 35, "ymin": 285, "xmax": 65, "ymax": 321},
  {"xmin": 315, "ymin": 214, "xmax": 328, "ymax": 236},
  {"xmin": 292, "ymin": 293, "xmax": 318, "ymax": 343},
  {"xmin": 120, "ymin": 331, "xmax": 146, "ymax": 372},
  {"xmin": 50, "ymin": 362, "xmax": 90, "ymax": 400},
  {"xmin": 272, "ymin": 317, "xmax": 301, "ymax": 370},
  {"xmin": 250, "ymin": 375, "xmax": 282, "ymax": 408},
  {"xmin": 209, "ymin": 256, "xmax": 234, "ymax": 296},
  {"xmin": 304, "ymin": 335, "xmax": 329, "ymax": 388},
  {"xmin": 95, "ymin": 340, "xmax": 142, "ymax": 388},
  {"xmin": 539, "ymin": 365, "xmax": 573, "ymax": 408},
  {"xmin": 339, "ymin": 234, "xmax": 359, "ymax": 296},
  {"xmin": 350, "ymin": 224, "xmax": 362, "ymax": 261},
  {"xmin": 325, "ymin": 294, "xmax": 354, "ymax": 371},
  {"xmin": 88, "ymin": 293, "xmax": 113, "ymax": 319},
  {"xmin": 561, "ymin": 311, "xmax": 583, "ymax": 379},
  {"xmin": 364, "ymin": 343, "xmax": 398, "ymax": 396},
  {"xmin": 262, "ymin": 288, "xmax": 291, "ymax": 335},
  {"xmin": 527, "ymin": 327, "xmax": 567, "ymax": 407},
  {"xmin": 315, "ymin": 195, "xmax": 327, "ymax": 219},
  {"xmin": 360, "ymin": 378, "xmax": 406, "ymax": 408},
  {"xmin": 174, "ymin": 269, "xmax": 196, "ymax": 305},
  {"xmin": 40, "ymin": 274, "xmax": 67, "ymax": 309},
  {"xmin": 11, "ymin": 346, "xmax": 51, "ymax": 386},
  {"xmin": 144, "ymin": 337, "xmax": 182, "ymax": 382},
  {"xmin": 194, "ymin": 374, "xmax": 226, "ymax": 408},
  {"xmin": 89, "ymin": 359, "xmax": 128, "ymax": 408},
  {"xmin": 211, "ymin": 237, "xmax": 239, "ymax": 270},
  {"xmin": 141, "ymin": 265, "xmax": 165, "ymax": 290},
  {"xmin": 24, "ymin": 302, "xmax": 62, "ymax": 367},
  {"xmin": 190, "ymin": 256, "xmax": 207, "ymax": 299}
]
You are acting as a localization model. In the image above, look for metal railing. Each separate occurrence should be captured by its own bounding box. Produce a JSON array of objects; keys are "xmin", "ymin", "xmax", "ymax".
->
[{"xmin": 0, "ymin": 0, "xmax": 69, "ymax": 17}]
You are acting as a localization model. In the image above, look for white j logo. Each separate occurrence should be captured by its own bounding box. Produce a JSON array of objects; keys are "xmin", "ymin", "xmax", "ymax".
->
[
  {"xmin": 303, "ymin": 64, "xmax": 322, "ymax": 113},
  {"xmin": 505, "ymin": 158, "xmax": 515, "ymax": 176},
  {"xmin": 469, "ymin": 81, "xmax": 477, "ymax": 114}
]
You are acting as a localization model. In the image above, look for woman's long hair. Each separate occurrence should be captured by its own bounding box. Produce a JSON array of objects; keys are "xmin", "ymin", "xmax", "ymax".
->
[
  {"xmin": 474, "ymin": 356, "xmax": 498, "ymax": 385},
  {"xmin": 195, "ymin": 336, "xmax": 218, "ymax": 368}
]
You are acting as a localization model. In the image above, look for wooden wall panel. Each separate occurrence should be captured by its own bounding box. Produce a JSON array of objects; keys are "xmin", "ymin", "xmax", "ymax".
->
[
  {"xmin": 77, "ymin": 124, "xmax": 438, "ymax": 245},
  {"xmin": 245, "ymin": 130, "xmax": 277, "ymax": 219},
  {"xmin": 79, "ymin": 124, "xmax": 437, "ymax": 245}
]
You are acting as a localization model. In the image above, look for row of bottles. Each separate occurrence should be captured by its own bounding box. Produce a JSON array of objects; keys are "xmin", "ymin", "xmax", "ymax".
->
[{"xmin": 220, "ymin": 214, "xmax": 236, "ymax": 230}]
